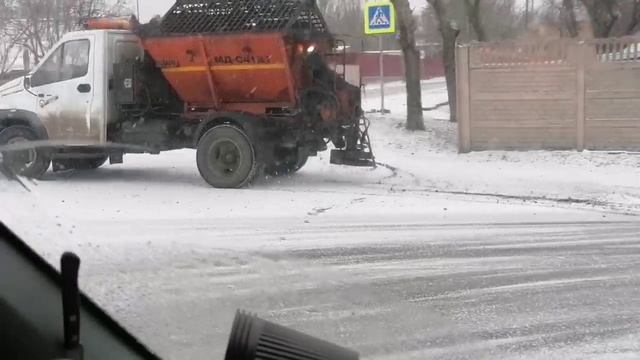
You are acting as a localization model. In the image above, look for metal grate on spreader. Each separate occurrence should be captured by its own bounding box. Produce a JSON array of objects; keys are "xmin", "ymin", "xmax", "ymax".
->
[{"xmin": 160, "ymin": 0, "xmax": 329, "ymax": 35}]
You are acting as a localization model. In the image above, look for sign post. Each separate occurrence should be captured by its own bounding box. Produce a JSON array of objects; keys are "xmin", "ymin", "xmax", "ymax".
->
[
  {"xmin": 378, "ymin": 36, "xmax": 385, "ymax": 112},
  {"xmin": 365, "ymin": 1, "xmax": 396, "ymax": 114}
]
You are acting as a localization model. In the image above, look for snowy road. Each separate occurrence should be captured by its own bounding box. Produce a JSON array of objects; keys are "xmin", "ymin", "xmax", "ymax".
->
[
  {"xmin": 3, "ymin": 158, "xmax": 640, "ymax": 360},
  {"xmin": 85, "ymin": 217, "xmax": 640, "ymax": 360},
  {"xmin": 3, "ymin": 78, "xmax": 640, "ymax": 359}
]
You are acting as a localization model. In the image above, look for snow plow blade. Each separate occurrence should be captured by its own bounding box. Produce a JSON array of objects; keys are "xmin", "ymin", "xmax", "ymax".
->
[
  {"xmin": 330, "ymin": 115, "xmax": 376, "ymax": 167},
  {"xmin": 330, "ymin": 149, "xmax": 375, "ymax": 167}
]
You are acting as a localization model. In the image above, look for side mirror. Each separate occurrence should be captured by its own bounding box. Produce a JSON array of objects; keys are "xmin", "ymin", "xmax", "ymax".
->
[{"xmin": 23, "ymin": 76, "xmax": 31, "ymax": 89}]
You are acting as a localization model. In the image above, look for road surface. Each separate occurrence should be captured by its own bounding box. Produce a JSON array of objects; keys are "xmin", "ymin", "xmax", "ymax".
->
[
  {"xmin": 79, "ymin": 218, "xmax": 640, "ymax": 360},
  {"xmin": 2, "ymin": 156, "xmax": 640, "ymax": 359}
]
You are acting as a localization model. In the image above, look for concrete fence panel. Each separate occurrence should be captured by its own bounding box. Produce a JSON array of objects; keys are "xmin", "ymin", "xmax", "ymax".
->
[
  {"xmin": 457, "ymin": 37, "xmax": 640, "ymax": 153},
  {"xmin": 585, "ymin": 37, "xmax": 640, "ymax": 151}
]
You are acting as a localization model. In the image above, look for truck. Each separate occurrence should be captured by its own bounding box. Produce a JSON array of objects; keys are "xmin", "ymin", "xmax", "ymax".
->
[{"xmin": 0, "ymin": 0, "xmax": 374, "ymax": 188}]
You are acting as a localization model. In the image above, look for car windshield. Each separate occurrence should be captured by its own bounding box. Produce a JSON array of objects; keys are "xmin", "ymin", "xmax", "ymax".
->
[{"xmin": 2, "ymin": 0, "xmax": 640, "ymax": 359}]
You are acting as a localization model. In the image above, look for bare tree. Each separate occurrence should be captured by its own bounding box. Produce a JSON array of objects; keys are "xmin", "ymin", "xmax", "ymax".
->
[
  {"xmin": 561, "ymin": 0, "xmax": 579, "ymax": 37},
  {"xmin": 463, "ymin": 0, "xmax": 487, "ymax": 41},
  {"xmin": 0, "ymin": 37, "xmax": 21, "ymax": 78},
  {"xmin": 11, "ymin": 0, "xmax": 132, "ymax": 62},
  {"xmin": 579, "ymin": 0, "xmax": 619, "ymax": 38},
  {"xmin": 545, "ymin": 0, "xmax": 640, "ymax": 38},
  {"xmin": 0, "ymin": 0, "xmax": 131, "ymax": 82},
  {"xmin": 602, "ymin": 0, "xmax": 640, "ymax": 36},
  {"xmin": 0, "ymin": 0, "xmax": 22, "ymax": 77},
  {"xmin": 423, "ymin": 0, "xmax": 525, "ymax": 43},
  {"xmin": 538, "ymin": 0, "xmax": 584, "ymax": 37},
  {"xmin": 484, "ymin": 0, "xmax": 526, "ymax": 40},
  {"xmin": 317, "ymin": 0, "xmax": 365, "ymax": 50},
  {"xmin": 626, "ymin": 0, "xmax": 640, "ymax": 35},
  {"xmin": 426, "ymin": 0, "xmax": 460, "ymax": 122},
  {"xmin": 390, "ymin": 0, "xmax": 425, "ymax": 130},
  {"xmin": 318, "ymin": 0, "xmax": 360, "ymax": 33}
]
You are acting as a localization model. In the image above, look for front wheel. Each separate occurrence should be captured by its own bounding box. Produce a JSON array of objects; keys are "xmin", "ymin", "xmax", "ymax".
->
[
  {"xmin": 0, "ymin": 125, "xmax": 50, "ymax": 179},
  {"xmin": 197, "ymin": 125, "xmax": 257, "ymax": 188}
]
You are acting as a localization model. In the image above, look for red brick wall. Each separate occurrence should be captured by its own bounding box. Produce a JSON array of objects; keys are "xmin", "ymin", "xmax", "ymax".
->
[{"xmin": 343, "ymin": 53, "xmax": 445, "ymax": 82}]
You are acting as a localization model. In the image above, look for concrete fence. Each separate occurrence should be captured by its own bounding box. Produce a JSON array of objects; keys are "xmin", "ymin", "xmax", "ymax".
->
[{"xmin": 456, "ymin": 37, "xmax": 640, "ymax": 153}]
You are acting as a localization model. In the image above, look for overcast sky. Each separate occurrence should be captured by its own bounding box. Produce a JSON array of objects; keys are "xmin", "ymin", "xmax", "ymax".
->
[{"xmin": 136, "ymin": 0, "xmax": 428, "ymax": 22}]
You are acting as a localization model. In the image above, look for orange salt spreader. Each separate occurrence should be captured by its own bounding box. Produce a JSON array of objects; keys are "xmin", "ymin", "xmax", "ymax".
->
[{"xmin": 79, "ymin": 0, "xmax": 374, "ymax": 188}]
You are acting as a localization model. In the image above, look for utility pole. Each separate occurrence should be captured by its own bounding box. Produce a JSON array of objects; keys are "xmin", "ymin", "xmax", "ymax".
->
[{"xmin": 136, "ymin": 0, "xmax": 141, "ymax": 19}]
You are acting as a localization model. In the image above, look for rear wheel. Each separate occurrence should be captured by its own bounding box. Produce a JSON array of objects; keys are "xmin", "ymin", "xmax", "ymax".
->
[
  {"xmin": 0, "ymin": 125, "xmax": 50, "ymax": 179},
  {"xmin": 197, "ymin": 125, "xmax": 257, "ymax": 188}
]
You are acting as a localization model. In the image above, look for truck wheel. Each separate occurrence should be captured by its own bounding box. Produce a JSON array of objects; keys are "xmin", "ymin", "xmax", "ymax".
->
[
  {"xmin": 265, "ymin": 154, "xmax": 309, "ymax": 176},
  {"xmin": 0, "ymin": 125, "xmax": 50, "ymax": 179},
  {"xmin": 197, "ymin": 125, "xmax": 257, "ymax": 188},
  {"xmin": 55, "ymin": 156, "xmax": 108, "ymax": 171}
]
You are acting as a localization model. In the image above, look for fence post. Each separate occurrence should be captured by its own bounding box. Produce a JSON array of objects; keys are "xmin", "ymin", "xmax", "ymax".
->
[
  {"xmin": 456, "ymin": 45, "xmax": 471, "ymax": 153},
  {"xmin": 575, "ymin": 42, "xmax": 586, "ymax": 151}
]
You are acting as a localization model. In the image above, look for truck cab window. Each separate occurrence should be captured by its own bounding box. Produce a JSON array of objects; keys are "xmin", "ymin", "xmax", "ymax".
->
[{"xmin": 31, "ymin": 39, "xmax": 90, "ymax": 87}]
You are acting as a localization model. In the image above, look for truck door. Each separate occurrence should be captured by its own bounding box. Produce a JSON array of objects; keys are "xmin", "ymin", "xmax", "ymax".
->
[
  {"xmin": 29, "ymin": 36, "xmax": 98, "ymax": 143},
  {"xmin": 106, "ymin": 35, "xmax": 144, "ymax": 125}
]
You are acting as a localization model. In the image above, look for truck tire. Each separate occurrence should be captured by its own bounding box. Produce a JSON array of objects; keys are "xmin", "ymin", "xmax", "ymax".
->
[
  {"xmin": 265, "ymin": 154, "xmax": 309, "ymax": 176},
  {"xmin": 0, "ymin": 125, "xmax": 50, "ymax": 179},
  {"xmin": 197, "ymin": 125, "xmax": 257, "ymax": 188},
  {"xmin": 55, "ymin": 156, "xmax": 108, "ymax": 171}
]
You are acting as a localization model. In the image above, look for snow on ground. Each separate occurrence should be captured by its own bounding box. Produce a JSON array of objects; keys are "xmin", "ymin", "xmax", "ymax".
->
[
  {"xmin": 2, "ymin": 78, "xmax": 640, "ymax": 359},
  {"xmin": 362, "ymin": 78, "xmax": 640, "ymax": 214}
]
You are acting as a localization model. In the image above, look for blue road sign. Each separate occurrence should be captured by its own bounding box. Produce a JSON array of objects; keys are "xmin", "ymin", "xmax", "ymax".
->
[{"xmin": 364, "ymin": 2, "xmax": 396, "ymax": 35}]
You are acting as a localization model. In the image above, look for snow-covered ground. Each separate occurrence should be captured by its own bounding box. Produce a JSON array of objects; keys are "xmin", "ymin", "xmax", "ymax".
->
[
  {"xmin": 364, "ymin": 78, "xmax": 640, "ymax": 214},
  {"xmin": 2, "ymin": 78, "xmax": 640, "ymax": 359}
]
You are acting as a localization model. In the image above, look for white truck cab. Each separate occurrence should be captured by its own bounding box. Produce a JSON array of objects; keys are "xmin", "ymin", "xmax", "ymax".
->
[
  {"xmin": 0, "ymin": 30, "xmax": 143, "ymax": 177},
  {"xmin": 0, "ymin": 30, "xmax": 142, "ymax": 145}
]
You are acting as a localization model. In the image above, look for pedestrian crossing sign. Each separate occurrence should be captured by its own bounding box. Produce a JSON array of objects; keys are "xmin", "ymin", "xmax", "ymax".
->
[{"xmin": 364, "ymin": 2, "xmax": 396, "ymax": 35}]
